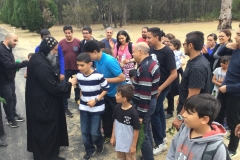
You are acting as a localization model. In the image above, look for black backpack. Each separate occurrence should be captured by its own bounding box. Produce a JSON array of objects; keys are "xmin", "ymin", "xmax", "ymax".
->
[{"xmin": 178, "ymin": 124, "xmax": 231, "ymax": 160}]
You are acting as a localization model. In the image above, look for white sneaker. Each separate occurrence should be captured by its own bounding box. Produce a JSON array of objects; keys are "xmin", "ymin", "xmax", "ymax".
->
[
  {"xmin": 153, "ymin": 143, "xmax": 167, "ymax": 156},
  {"xmin": 163, "ymin": 137, "xmax": 167, "ymax": 144}
]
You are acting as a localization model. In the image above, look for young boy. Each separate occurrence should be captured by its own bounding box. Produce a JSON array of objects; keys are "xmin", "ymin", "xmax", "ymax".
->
[
  {"xmin": 212, "ymin": 56, "xmax": 230, "ymax": 98},
  {"xmin": 24, "ymin": 53, "xmax": 34, "ymax": 78},
  {"xmin": 110, "ymin": 84, "xmax": 140, "ymax": 160},
  {"xmin": 76, "ymin": 53, "xmax": 109, "ymax": 160},
  {"xmin": 166, "ymin": 94, "xmax": 228, "ymax": 160}
]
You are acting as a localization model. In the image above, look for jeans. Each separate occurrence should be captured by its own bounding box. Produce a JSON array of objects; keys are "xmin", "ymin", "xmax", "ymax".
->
[
  {"xmin": 102, "ymin": 95, "xmax": 117, "ymax": 138},
  {"xmin": 0, "ymin": 82, "xmax": 17, "ymax": 121},
  {"xmin": 141, "ymin": 98, "xmax": 157, "ymax": 160},
  {"xmin": 63, "ymin": 70, "xmax": 80, "ymax": 109},
  {"xmin": 215, "ymin": 92, "xmax": 226, "ymax": 125},
  {"xmin": 151, "ymin": 89, "xmax": 169, "ymax": 145},
  {"xmin": 80, "ymin": 111, "xmax": 103, "ymax": 153},
  {"xmin": 166, "ymin": 93, "xmax": 174, "ymax": 115}
]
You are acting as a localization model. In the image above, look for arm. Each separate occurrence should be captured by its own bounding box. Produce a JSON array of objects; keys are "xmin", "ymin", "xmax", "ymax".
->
[
  {"xmin": 213, "ymin": 144, "xmax": 227, "ymax": 160},
  {"xmin": 106, "ymin": 73, "xmax": 125, "ymax": 83},
  {"xmin": 87, "ymin": 90, "xmax": 108, "ymax": 107},
  {"xmin": 219, "ymin": 84, "xmax": 240, "ymax": 93},
  {"xmin": 218, "ymin": 45, "xmax": 233, "ymax": 56},
  {"xmin": 0, "ymin": 53, "xmax": 28, "ymax": 69},
  {"xmin": 212, "ymin": 75, "xmax": 222, "ymax": 87},
  {"xmin": 110, "ymin": 121, "xmax": 116, "ymax": 146},
  {"xmin": 58, "ymin": 45, "xmax": 65, "ymax": 75},
  {"xmin": 130, "ymin": 130, "xmax": 139, "ymax": 154},
  {"xmin": 157, "ymin": 68, "xmax": 177, "ymax": 97}
]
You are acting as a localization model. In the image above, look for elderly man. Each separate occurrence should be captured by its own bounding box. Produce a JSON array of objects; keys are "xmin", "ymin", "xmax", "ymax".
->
[
  {"xmin": 132, "ymin": 42, "xmax": 160, "ymax": 160},
  {"xmin": 25, "ymin": 36, "xmax": 77, "ymax": 160},
  {"xmin": 0, "ymin": 33, "xmax": 28, "ymax": 128},
  {"xmin": 101, "ymin": 27, "xmax": 117, "ymax": 49}
]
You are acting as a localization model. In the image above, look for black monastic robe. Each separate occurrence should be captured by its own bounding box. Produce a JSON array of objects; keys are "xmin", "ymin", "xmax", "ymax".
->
[{"xmin": 25, "ymin": 52, "xmax": 72, "ymax": 160}]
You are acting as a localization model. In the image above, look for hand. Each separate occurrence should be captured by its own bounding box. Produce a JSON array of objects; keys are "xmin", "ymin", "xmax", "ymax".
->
[
  {"xmin": 110, "ymin": 137, "xmax": 116, "ymax": 146},
  {"xmin": 109, "ymin": 39, "xmax": 115, "ymax": 49},
  {"xmin": 87, "ymin": 99, "xmax": 96, "ymax": 107},
  {"xmin": 172, "ymin": 118, "xmax": 183, "ymax": 131},
  {"xmin": 218, "ymin": 77, "xmax": 224, "ymax": 83},
  {"xmin": 24, "ymin": 73, "xmax": 27, "ymax": 79},
  {"xmin": 201, "ymin": 46, "xmax": 208, "ymax": 54},
  {"xmin": 235, "ymin": 124, "xmax": 240, "ymax": 138},
  {"xmin": 130, "ymin": 146, "xmax": 136, "ymax": 154},
  {"xmin": 219, "ymin": 85, "xmax": 227, "ymax": 93},
  {"xmin": 139, "ymin": 118, "xmax": 143, "ymax": 124},
  {"xmin": 60, "ymin": 74, "xmax": 65, "ymax": 82},
  {"xmin": 226, "ymin": 43, "xmax": 238, "ymax": 50},
  {"xmin": 156, "ymin": 87, "xmax": 162, "ymax": 98},
  {"xmin": 69, "ymin": 77, "xmax": 77, "ymax": 86},
  {"xmin": 123, "ymin": 59, "xmax": 129, "ymax": 64}
]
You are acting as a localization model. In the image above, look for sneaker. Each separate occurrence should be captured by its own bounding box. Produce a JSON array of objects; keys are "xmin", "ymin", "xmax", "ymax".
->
[
  {"xmin": 0, "ymin": 139, "xmax": 8, "ymax": 147},
  {"xmin": 7, "ymin": 119, "xmax": 19, "ymax": 128},
  {"xmin": 229, "ymin": 151, "xmax": 238, "ymax": 159},
  {"xmin": 165, "ymin": 113, "xmax": 173, "ymax": 119},
  {"xmin": 83, "ymin": 150, "xmax": 96, "ymax": 160},
  {"xmin": 227, "ymin": 135, "xmax": 230, "ymax": 140},
  {"xmin": 65, "ymin": 109, "xmax": 73, "ymax": 117},
  {"xmin": 104, "ymin": 137, "xmax": 110, "ymax": 144},
  {"xmin": 14, "ymin": 114, "xmax": 25, "ymax": 122},
  {"xmin": 163, "ymin": 137, "xmax": 167, "ymax": 144},
  {"xmin": 97, "ymin": 144, "xmax": 104, "ymax": 154},
  {"xmin": 153, "ymin": 143, "xmax": 167, "ymax": 156}
]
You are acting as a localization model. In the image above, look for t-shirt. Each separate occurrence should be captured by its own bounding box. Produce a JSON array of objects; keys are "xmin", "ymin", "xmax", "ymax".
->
[
  {"xmin": 178, "ymin": 55, "xmax": 211, "ymax": 110},
  {"xmin": 113, "ymin": 43, "xmax": 134, "ymax": 80},
  {"xmin": 150, "ymin": 46, "xmax": 176, "ymax": 91},
  {"xmin": 101, "ymin": 38, "xmax": 117, "ymax": 49},
  {"xmin": 59, "ymin": 38, "xmax": 81, "ymax": 70},
  {"xmin": 77, "ymin": 70, "xmax": 109, "ymax": 114},
  {"xmin": 113, "ymin": 104, "xmax": 140, "ymax": 153},
  {"xmin": 212, "ymin": 67, "xmax": 226, "ymax": 91},
  {"xmin": 136, "ymin": 37, "xmax": 147, "ymax": 44},
  {"xmin": 174, "ymin": 50, "xmax": 186, "ymax": 70},
  {"xmin": 95, "ymin": 52, "xmax": 124, "ymax": 97}
]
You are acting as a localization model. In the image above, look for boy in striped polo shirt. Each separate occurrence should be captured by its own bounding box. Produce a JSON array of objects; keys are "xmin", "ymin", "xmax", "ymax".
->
[{"xmin": 76, "ymin": 53, "xmax": 109, "ymax": 160}]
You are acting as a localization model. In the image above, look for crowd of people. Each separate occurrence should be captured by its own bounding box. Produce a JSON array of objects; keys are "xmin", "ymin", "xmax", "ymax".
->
[{"xmin": 0, "ymin": 25, "xmax": 240, "ymax": 160}]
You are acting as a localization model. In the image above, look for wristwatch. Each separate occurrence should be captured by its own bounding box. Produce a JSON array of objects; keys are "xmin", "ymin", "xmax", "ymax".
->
[
  {"xmin": 177, "ymin": 114, "xmax": 184, "ymax": 121},
  {"xmin": 95, "ymin": 98, "xmax": 99, "ymax": 103}
]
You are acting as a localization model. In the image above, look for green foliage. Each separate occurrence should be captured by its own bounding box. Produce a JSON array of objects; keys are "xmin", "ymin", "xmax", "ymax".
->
[
  {"xmin": 232, "ymin": 0, "xmax": 240, "ymax": 20},
  {"xmin": 136, "ymin": 123, "xmax": 145, "ymax": 153},
  {"xmin": 166, "ymin": 126, "xmax": 176, "ymax": 136},
  {"xmin": 0, "ymin": 97, "xmax": 6, "ymax": 104}
]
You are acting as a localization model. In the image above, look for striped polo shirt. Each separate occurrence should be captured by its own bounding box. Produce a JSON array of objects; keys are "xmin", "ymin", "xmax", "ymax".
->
[{"xmin": 77, "ymin": 70, "xmax": 109, "ymax": 114}]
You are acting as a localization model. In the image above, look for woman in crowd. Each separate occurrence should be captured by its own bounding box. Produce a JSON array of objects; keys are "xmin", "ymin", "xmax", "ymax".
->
[
  {"xmin": 203, "ymin": 29, "xmax": 232, "ymax": 72},
  {"xmin": 202, "ymin": 33, "xmax": 217, "ymax": 62},
  {"xmin": 112, "ymin": 30, "xmax": 134, "ymax": 82}
]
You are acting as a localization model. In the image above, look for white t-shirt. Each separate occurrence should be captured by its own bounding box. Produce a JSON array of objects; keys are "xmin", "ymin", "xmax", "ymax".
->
[{"xmin": 212, "ymin": 67, "xmax": 226, "ymax": 91}]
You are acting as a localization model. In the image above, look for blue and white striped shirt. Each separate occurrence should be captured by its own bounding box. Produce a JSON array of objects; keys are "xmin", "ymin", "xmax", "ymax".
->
[{"xmin": 77, "ymin": 70, "xmax": 109, "ymax": 114}]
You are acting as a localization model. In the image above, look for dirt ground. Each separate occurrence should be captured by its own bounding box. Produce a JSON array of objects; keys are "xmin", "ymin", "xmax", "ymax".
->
[{"xmin": 1, "ymin": 21, "xmax": 239, "ymax": 160}]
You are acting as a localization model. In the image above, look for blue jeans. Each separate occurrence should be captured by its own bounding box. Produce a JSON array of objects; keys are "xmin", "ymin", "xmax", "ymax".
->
[
  {"xmin": 151, "ymin": 89, "xmax": 169, "ymax": 146},
  {"xmin": 63, "ymin": 70, "xmax": 80, "ymax": 109},
  {"xmin": 141, "ymin": 98, "xmax": 156, "ymax": 160},
  {"xmin": 80, "ymin": 111, "xmax": 103, "ymax": 153},
  {"xmin": 0, "ymin": 82, "xmax": 17, "ymax": 121}
]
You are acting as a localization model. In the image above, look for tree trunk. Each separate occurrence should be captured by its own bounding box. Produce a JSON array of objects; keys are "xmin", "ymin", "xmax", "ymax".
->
[
  {"xmin": 122, "ymin": 1, "xmax": 127, "ymax": 26},
  {"xmin": 217, "ymin": 0, "xmax": 232, "ymax": 30},
  {"xmin": 107, "ymin": 1, "xmax": 112, "ymax": 27}
]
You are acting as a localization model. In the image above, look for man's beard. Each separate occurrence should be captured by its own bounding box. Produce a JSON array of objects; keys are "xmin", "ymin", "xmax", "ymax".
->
[
  {"xmin": 46, "ymin": 51, "xmax": 57, "ymax": 68},
  {"xmin": 142, "ymin": 34, "xmax": 146, "ymax": 39}
]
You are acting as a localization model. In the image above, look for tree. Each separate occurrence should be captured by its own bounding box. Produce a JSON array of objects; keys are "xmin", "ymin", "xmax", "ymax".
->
[{"xmin": 217, "ymin": 0, "xmax": 232, "ymax": 30}]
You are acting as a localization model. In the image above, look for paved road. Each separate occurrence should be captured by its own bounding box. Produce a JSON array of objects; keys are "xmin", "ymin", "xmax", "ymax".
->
[{"xmin": 0, "ymin": 31, "xmax": 120, "ymax": 160}]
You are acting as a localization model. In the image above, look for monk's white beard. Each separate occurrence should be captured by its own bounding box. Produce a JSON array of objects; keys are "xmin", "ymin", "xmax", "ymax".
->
[{"xmin": 46, "ymin": 51, "xmax": 57, "ymax": 68}]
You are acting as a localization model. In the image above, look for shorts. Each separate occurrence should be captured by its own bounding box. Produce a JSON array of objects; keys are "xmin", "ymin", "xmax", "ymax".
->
[{"xmin": 117, "ymin": 151, "xmax": 136, "ymax": 160}]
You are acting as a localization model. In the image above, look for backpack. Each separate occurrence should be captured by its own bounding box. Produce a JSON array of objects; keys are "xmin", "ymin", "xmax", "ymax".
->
[
  {"xmin": 116, "ymin": 42, "xmax": 133, "ymax": 58},
  {"xmin": 178, "ymin": 124, "xmax": 231, "ymax": 160}
]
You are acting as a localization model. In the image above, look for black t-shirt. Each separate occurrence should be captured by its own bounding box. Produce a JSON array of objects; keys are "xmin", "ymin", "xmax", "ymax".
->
[
  {"xmin": 150, "ymin": 46, "xmax": 176, "ymax": 91},
  {"xmin": 178, "ymin": 55, "xmax": 211, "ymax": 112},
  {"xmin": 113, "ymin": 104, "xmax": 140, "ymax": 130}
]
